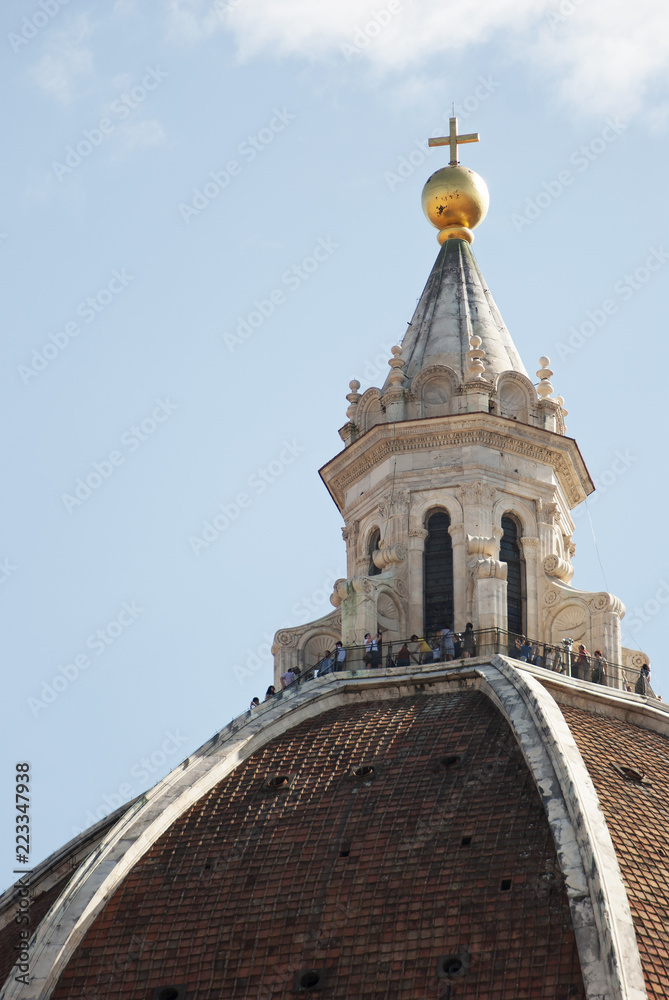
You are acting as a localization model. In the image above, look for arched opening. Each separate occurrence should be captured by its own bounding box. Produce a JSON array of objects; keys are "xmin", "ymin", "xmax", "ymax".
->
[
  {"xmin": 423, "ymin": 510, "xmax": 454, "ymax": 635},
  {"xmin": 500, "ymin": 514, "xmax": 525, "ymax": 636},
  {"xmin": 368, "ymin": 528, "xmax": 381, "ymax": 576}
]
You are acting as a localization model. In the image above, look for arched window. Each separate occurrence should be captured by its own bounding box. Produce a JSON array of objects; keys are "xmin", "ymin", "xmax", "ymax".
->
[
  {"xmin": 500, "ymin": 515, "xmax": 525, "ymax": 636},
  {"xmin": 423, "ymin": 511, "xmax": 454, "ymax": 635},
  {"xmin": 368, "ymin": 528, "xmax": 381, "ymax": 576}
]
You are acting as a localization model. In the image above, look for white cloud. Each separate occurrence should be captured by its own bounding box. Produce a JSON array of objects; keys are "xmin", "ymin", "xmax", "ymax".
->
[
  {"xmin": 28, "ymin": 14, "xmax": 95, "ymax": 104},
  {"xmin": 164, "ymin": 0, "xmax": 669, "ymax": 121},
  {"xmin": 112, "ymin": 120, "xmax": 168, "ymax": 159}
]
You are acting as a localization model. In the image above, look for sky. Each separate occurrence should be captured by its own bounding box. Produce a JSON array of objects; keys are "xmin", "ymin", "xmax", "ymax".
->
[{"xmin": 2, "ymin": 0, "xmax": 668, "ymax": 892}]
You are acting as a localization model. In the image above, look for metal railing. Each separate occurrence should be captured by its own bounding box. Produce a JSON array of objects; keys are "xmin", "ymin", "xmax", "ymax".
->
[{"xmin": 277, "ymin": 628, "xmax": 654, "ymax": 698}]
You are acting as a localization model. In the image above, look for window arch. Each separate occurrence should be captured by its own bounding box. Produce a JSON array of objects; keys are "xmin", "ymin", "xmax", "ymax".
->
[
  {"xmin": 367, "ymin": 528, "xmax": 381, "ymax": 576},
  {"xmin": 500, "ymin": 514, "xmax": 525, "ymax": 637},
  {"xmin": 423, "ymin": 510, "xmax": 454, "ymax": 635}
]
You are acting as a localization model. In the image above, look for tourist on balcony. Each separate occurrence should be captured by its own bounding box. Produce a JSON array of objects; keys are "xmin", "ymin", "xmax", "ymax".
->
[
  {"xmin": 396, "ymin": 643, "xmax": 411, "ymax": 668},
  {"xmin": 318, "ymin": 651, "xmax": 334, "ymax": 676},
  {"xmin": 591, "ymin": 650, "xmax": 607, "ymax": 685},
  {"xmin": 439, "ymin": 626, "xmax": 455, "ymax": 661},
  {"xmin": 574, "ymin": 645, "xmax": 591, "ymax": 680},
  {"xmin": 334, "ymin": 641, "xmax": 347, "ymax": 670},
  {"xmin": 462, "ymin": 623, "xmax": 477, "ymax": 658}
]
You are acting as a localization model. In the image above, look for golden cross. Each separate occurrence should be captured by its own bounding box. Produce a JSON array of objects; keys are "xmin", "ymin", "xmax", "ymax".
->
[{"xmin": 428, "ymin": 117, "xmax": 480, "ymax": 166}]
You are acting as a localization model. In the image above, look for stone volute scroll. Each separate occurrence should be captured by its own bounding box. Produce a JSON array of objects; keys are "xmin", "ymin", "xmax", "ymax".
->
[
  {"xmin": 372, "ymin": 542, "xmax": 406, "ymax": 572},
  {"xmin": 543, "ymin": 553, "xmax": 574, "ymax": 584}
]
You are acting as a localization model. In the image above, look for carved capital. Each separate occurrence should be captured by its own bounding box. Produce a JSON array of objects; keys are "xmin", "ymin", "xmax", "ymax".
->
[
  {"xmin": 342, "ymin": 522, "xmax": 359, "ymax": 544},
  {"xmin": 378, "ymin": 490, "xmax": 411, "ymax": 519},
  {"xmin": 458, "ymin": 481, "xmax": 497, "ymax": 507},
  {"xmin": 537, "ymin": 499, "xmax": 559, "ymax": 525},
  {"xmin": 520, "ymin": 536, "xmax": 540, "ymax": 551},
  {"xmin": 408, "ymin": 528, "xmax": 429, "ymax": 542}
]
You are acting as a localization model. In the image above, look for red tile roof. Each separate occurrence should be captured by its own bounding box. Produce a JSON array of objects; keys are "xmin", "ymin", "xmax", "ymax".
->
[
  {"xmin": 562, "ymin": 705, "xmax": 669, "ymax": 1000},
  {"xmin": 48, "ymin": 692, "xmax": 584, "ymax": 999}
]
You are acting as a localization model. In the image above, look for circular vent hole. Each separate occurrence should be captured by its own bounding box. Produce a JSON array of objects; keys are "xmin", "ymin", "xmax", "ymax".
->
[
  {"xmin": 267, "ymin": 775, "xmax": 290, "ymax": 787},
  {"xmin": 352, "ymin": 765, "xmax": 375, "ymax": 778},
  {"xmin": 440, "ymin": 755, "xmax": 461, "ymax": 768},
  {"xmin": 442, "ymin": 958, "xmax": 463, "ymax": 976},
  {"xmin": 300, "ymin": 971, "xmax": 321, "ymax": 989},
  {"xmin": 158, "ymin": 990, "xmax": 180, "ymax": 1000}
]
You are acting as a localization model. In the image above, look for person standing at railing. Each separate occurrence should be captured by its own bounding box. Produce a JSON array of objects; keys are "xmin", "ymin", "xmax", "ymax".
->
[
  {"xmin": 635, "ymin": 663, "xmax": 651, "ymax": 695},
  {"xmin": 364, "ymin": 631, "xmax": 383, "ymax": 667},
  {"xmin": 417, "ymin": 636, "xmax": 433, "ymax": 663},
  {"xmin": 574, "ymin": 645, "xmax": 591, "ymax": 681},
  {"xmin": 396, "ymin": 642, "xmax": 411, "ymax": 668},
  {"xmin": 519, "ymin": 637, "xmax": 532, "ymax": 662},
  {"xmin": 543, "ymin": 646, "xmax": 554, "ymax": 670},
  {"xmin": 462, "ymin": 623, "xmax": 476, "ymax": 658},
  {"xmin": 280, "ymin": 668, "xmax": 296, "ymax": 689},
  {"xmin": 509, "ymin": 637, "xmax": 522, "ymax": 659},
  {"xmin": 439, "ymin": 626, "xmax": 455, "ymax": 661},
  {"xmin": 318, "ymin": 651, "xmax": 335, "ymax": 676},
  {"xmin": 591, "ymin": 650, "xmax": 607, "ymax": 685},
  {"xmin": 334, "ymin": 641, "xmax": 346, "ymax": 671}
]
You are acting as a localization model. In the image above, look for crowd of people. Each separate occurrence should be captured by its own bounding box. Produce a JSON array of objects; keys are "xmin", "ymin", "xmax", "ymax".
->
[{"xmin": 247, "ymin": 630, "xmax": 655, "ymax": 708}]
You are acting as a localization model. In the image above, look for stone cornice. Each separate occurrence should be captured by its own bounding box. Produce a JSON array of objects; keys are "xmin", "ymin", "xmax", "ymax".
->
[{"xmin": 319, "ymin": 414, "xmax": 594, "ymax": 512}]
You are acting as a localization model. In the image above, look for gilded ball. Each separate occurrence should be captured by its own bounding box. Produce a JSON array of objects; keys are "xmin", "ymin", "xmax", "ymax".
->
[{"xmin": 421, "ymin": 165, "xmax": 489, "ymax": 234}]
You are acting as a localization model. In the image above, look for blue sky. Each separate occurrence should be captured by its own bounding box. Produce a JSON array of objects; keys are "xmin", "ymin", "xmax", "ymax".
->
[{"xmin": 2, "ymin": 0, "xmax": 668, "ymax": 890}]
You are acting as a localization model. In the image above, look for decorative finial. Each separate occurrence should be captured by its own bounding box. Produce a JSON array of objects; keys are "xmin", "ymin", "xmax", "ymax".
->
[
  {"xmin": 536, "ymin": 356, "xmax": 554, "ymax": 400},
  {"xmin": 422, "ymin": 117, "xmax": 489, "ymax": 245},
  {"xmin": 554, "ymin": 395, "xmax": 568, "ymax": 422},
  {"xmin": 346, "ymin": 379, "xmax": 361, "ymax": 422},
  {"xmin": 467, "ymin": 334, "xmax": 486, "ymax": 380},
  {"xmin": 387, "ymin": 345, "xmax": 406, "ymax": 388}
]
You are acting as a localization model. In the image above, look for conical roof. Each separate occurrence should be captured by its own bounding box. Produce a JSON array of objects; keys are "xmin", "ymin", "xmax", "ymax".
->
[{"xmin": 397, "ymin": 238, "xmax": 528, "ymax": 384}]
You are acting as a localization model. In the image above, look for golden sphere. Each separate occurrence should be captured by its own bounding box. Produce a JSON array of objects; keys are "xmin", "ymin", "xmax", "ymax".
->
[{"xmin": 421, "ymin": 165, "xmax": 489, "ymax": 240}]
